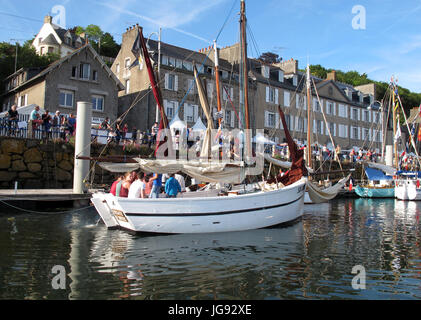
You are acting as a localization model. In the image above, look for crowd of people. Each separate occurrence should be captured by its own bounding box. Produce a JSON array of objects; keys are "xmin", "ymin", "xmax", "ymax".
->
[
  {"xmin": 1, "ymin": 104, "xmax": 77, "ymax": 141},
  {"xmin": 109, "ymin": 170, "xmax": 186, "ymax": 199}
]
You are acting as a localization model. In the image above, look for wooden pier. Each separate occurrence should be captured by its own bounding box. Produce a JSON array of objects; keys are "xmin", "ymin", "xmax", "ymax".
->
[{"xmin": 0, "ymin": 189, "xmax": 100, "ymax": 202}]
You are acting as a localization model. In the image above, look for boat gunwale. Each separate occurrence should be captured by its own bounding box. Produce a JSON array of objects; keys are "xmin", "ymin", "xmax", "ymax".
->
[{"xmin": 93, "ymin": 178, "xmax": 306, "ymax": 204}]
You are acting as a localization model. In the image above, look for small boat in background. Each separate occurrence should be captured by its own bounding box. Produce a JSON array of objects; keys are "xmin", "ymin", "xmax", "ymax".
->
[
  {"xmin": 355, "ymin": 167, "xmax": 395, "ymax": 198},
  {"xmin": 395, "ymin": 171, "xmax": 421, "ymax": 200}
]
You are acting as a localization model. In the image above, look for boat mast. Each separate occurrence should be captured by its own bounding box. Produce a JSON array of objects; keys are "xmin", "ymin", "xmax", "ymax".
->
[
  {"xmin": 306, "ymin": 64, "xmax": 312, "ymax": 169},
  {"xmin": 392, "ymin": 82, "xmax": 397, "ymax": 168},
  {"xmin": 214, "ymin": 40, "xmax": 223, "ymax": 128},
  {"xmin": 240, "ymin": 0, "xmax": 251, "ymax": 158}
]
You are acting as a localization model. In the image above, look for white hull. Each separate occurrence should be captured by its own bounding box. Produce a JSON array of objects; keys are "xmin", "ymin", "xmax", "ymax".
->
[
  {"xmin": 91, "ymin": 178, "xmax": 306, "ymax": 234},
  {"xmin": 395, "ymin": 180, "xmax": 421, "ymax": 201}
]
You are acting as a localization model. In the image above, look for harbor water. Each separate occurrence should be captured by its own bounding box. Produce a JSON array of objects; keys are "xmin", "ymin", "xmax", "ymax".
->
[{"xmin": 0, "ymin": 198, "xmax": 420, "ymax": 300}]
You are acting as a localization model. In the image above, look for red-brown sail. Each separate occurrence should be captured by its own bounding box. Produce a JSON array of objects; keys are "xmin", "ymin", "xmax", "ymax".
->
[
  {"xmin": 134, "ymin": 27, "xmax": 171, "ymax": 156},
  {"xmin": 268, "ymin": 106, "xmax": 308, "ymax": 186}
]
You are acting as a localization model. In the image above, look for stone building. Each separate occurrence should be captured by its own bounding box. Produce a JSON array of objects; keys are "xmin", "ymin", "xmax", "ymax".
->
[
  {"xmin": 2, "ymin": 44, "xmax": 124, "ymax": 124},
  {"xmin": 112, "ymin": 24, "xmax": 384, "ymax": 151},
  {"xmin": 32, "ymin": 15, "xmax": 86, "ymax": 57}
]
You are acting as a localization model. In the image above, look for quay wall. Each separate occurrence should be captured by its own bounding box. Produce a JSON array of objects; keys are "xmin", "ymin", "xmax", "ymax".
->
[{"xmin": 0, "ymin": 137, "xmax": 152, "ymax": 190}]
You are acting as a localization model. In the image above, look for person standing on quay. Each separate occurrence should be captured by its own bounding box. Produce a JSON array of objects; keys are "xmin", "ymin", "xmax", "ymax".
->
[
  {"xmin": 41, "ymin": 109, "xmax": 52, "ymax": 140},
  {"xmin": 7, "ymin": 104, "xmax": 18, "ymax": 136}
]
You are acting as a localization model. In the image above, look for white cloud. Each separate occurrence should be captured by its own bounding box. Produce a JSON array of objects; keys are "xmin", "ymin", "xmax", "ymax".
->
[{"xmin": 95, "ymin": 0, "xmax": 227, "ymax": 44}]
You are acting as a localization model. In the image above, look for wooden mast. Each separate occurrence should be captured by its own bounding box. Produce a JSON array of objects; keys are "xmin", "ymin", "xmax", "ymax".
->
[
  {"xmin": 306, "ymin": 64, "xmax": 312, "ymax": 169},
  {"xmin": 213, "ymin": 40, "xmax": 223, "ymax": 128},
  {"xmin": 392, "ymin": 83, "xmax": 397, "ymax": 167},
  {"xmin": 240, "ymin": 0, "xmax": 251, "ymax": 158}
]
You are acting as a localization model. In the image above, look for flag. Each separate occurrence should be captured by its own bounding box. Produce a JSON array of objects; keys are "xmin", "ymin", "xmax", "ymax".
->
[
  {"xmin": 130, "ymin": 30, "xmax": 144, "ymax": 70},
  {"xmin": 417, "ymin": 127, "xmax": 421, "ymax": 141},
  {"xmin": 394, "ymin": 120, "xmax": 401, "ymax": 142}
]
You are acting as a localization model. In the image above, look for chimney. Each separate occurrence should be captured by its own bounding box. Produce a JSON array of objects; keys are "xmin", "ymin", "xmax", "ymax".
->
[
  {"xmin": 44, "ymin": 15, "xmax": 53, "ymax": 24},
  {"xmin": 327, "ymin": 70, "xmax": 337, "ymax": 81}
]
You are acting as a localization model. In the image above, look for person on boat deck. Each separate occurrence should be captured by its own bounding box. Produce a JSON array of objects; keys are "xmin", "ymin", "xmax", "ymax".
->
[
  {"xmin": 116, "ymin": 172, "xmax": 135, "ymax": 198},
  {"xmin": 149, "ymin": 173, "xmax": 163, "ymax": 198},
  {"xmin": 144, "ymin": 173, "xmax": 153, "ymax": 197},
  {"xmin": 110, "ymin": 175, "xmax": 124, "ymax": 195},
  {"xmin": 128, "ymin": 172, "xmax": 146, "ymax": 199},
  {"xmin": 175, "ymin": 172, "xmax": 186, "ymax": 192},
  {"xmin": 165, "ymin": 174, "xmax": 182, "ymax": 198}
]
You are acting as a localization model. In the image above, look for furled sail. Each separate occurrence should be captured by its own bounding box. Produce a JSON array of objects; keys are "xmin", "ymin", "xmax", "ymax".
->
[
  {"xmin": 99, "ymin": 159, "xmax": 246, "ymax": 184},
  {"xmin": 193, "ymin": 65, "xmax": 214, "ymax": 158},
  {"xmin": 306, "ymin": 175, "xmax": 350, "ymax": 204}
]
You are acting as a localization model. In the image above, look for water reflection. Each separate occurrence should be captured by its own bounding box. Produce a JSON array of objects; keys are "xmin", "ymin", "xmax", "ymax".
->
[{"xmin": 0, "ymin": 199, "xmax": 420, "ymax": 300}]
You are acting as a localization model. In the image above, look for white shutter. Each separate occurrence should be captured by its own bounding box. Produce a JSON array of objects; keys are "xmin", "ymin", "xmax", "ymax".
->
[
  {"xmin": 183, "ymin": 103, "xmax": 188, "ymax": 122},
  {"xmin": 333, "ymin": 103, "xmax": 336, "ymax": 116},
  {"xmin": 303, "ymin": 96, "xmax": 307, "ymax": 110},
  {"xmin": 275, "ymin": 89, "xmax": 279, "ymax": 105},
  {"xmin": 266, "ymin": 87, "xmax": 270, "ymax": 102},
  {"xmin": 333, "ymin": 124, "xmax": 336, "ymax": 137},
  {"xmin": 295, "ymin": 117, "xmax": 299, "ymax": 131},
  {"xmin": 313, "ymin": 119, "xmax": 316, "ymax": 134},
  {"xmin": 304, "ymin": 118, "xmax": 307, "ymax": 133},
  {"xmin": 277, "ymin": 113, "xmax": 281, "ymax": 129},
  {"xmin": 231, "ymin": 87, "xmax": 234, "ymax": 101},
  {"xmin": 321, "ymin": 121, "xmax": 324, "ymax": 135},
  {"xmin": 174, "ymin": 75, "xmax": 179, "ymax": 91},
  {"xmin": 231, "ymin": 110, "xmax": 235, "ymax": 128},
  {"xmin": 264, "ymin": 111, "xmax": 268, "ymax": 127},
  {"xmin": 164, "ymin": 73, "xmax": 169, "ymax": 90},
  {"xmin": 290, "ymin": 115, "xmax": 294, "ymax": 131}
]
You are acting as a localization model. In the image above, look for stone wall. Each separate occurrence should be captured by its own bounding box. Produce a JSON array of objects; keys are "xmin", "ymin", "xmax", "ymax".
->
[{"xmin": 0, "ymin": 137, "xmax": 152, "ymax": 189}]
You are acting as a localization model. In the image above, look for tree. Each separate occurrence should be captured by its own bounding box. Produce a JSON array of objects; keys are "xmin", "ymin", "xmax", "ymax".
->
[
  {"xmin": 73, "ymin": 25, "xmax": 120, "ymax": 58},
  {"xmin": 0, "ymin": 41, "xmax": 59, "ymax": 101},
  {"xmin": 258, "ymin": 52, "xmax": 282, "ymax": 64}
]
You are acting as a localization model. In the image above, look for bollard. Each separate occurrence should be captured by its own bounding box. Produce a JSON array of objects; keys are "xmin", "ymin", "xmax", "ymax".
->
[{"xmin": 73, "ymin": 102, "xmax": 92, "ymax": 194}]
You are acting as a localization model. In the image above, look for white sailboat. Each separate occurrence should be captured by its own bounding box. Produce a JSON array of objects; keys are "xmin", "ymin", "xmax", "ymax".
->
[{"xmin": 90, "ymin": 0, "xmax": 307, "ymax": 234}]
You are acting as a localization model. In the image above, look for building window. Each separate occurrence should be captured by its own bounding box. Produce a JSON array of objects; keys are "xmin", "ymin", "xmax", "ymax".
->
[
  {"xmin": 165, "ymin": 74, "xmax": 178, "ymax": 91},
  {"xmin": 71, "ymin": 66, "xmax": 78, "ymax": 78},
  {"xmin": 313, "ymin": 99, "xmax": 320, "ymax": 112},
  {"xmin": 182, "ymin": 61, "xmax": 192, "ymax": 71},
  {"xmin": 351, "ymin": 108, "xmax": 359, "ymax": 121},
  {"xmin": 93, "ymin": 70, "xmax": 98, "ymax": 81},
  {"xmin": 184, "ymin": 104, "xmax": 198, "ymax": 123},
  {"xmin": 125, "ymin": 80, "xmax": 130, "ymax": 94},
  {"xmin": 116, "ymin": 63, "xmax": 120, "ymax": 74},
  {"xmin": 327, "ymin": 102, "xmax": 334, "ymax": 115},
  {"xmin": 363, "ymin": 110, "xmax": 369, "ymax": 122},
  {"xmin": 187, "ymin": 79, "xmax": 196, "ymax": 94},
  {"xmin": 284, "ymin": 91, "xmax": 290, "ymax": 107},
  {"xmin": 338, "ymin": 104, "xmax": 347, "ymax": 117},
  {"xmin": 223, "ymin": 86, "xmax": 234, "ymax": 102},
  {"xmin": 92, "ymin": 95, "xmax": 104, "ymax": 111},
  {"xmin": 164, "ymin": 100, "xmax": 176, "ymax": 120},
  {"xmin": 266, "ymin": 87, "xmax": 278, "ymax": 104},
  {"xmin": 60, "ymin": 90, "xmax": 74, "ymax": 107},
  {"xmin": 79, "ymin": 63, "xmax": 90, "ymax": 79},
  {"xmin": 125, "ymin": 58, "xmax": 131, "ymax": 69}
]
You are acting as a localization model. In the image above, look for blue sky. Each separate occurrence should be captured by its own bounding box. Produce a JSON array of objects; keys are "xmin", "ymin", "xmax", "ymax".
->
[{"xmin": 1, "ymin": 0, "xmax": 421, "ymax": 94}]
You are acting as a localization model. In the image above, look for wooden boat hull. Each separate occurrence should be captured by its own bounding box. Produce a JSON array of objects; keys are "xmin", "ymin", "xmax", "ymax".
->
[
  {"xmin": 355, "ymin": 185, "xmax": 395, "ymax": 198},
  {"xmin": 91, "ymin": 178, "xmax": 306, "ymax": 234}
]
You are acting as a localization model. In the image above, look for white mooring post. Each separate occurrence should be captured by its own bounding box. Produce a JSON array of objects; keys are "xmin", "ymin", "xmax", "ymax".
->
[
  {"xmin": 385, "ymin": 145, "xmax": 393, "ymax": 167},
  {"xmin": 73, "ymin": 102, "xmax": 92, "ymax": 194}
]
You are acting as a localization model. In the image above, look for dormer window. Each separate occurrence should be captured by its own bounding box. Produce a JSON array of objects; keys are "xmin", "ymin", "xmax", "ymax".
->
[{"xmin": 262, "ymin": 65, "xmax": 270, "ymax": 78}]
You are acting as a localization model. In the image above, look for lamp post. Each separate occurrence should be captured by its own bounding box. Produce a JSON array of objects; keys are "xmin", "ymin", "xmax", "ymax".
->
[
  {"xmin": 10, "ymin": 39, "xmax": 20, "ymax": 73},
  {"xmin": 147, "ymin": 28, "xmax": 162, "ymax": 124}
]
